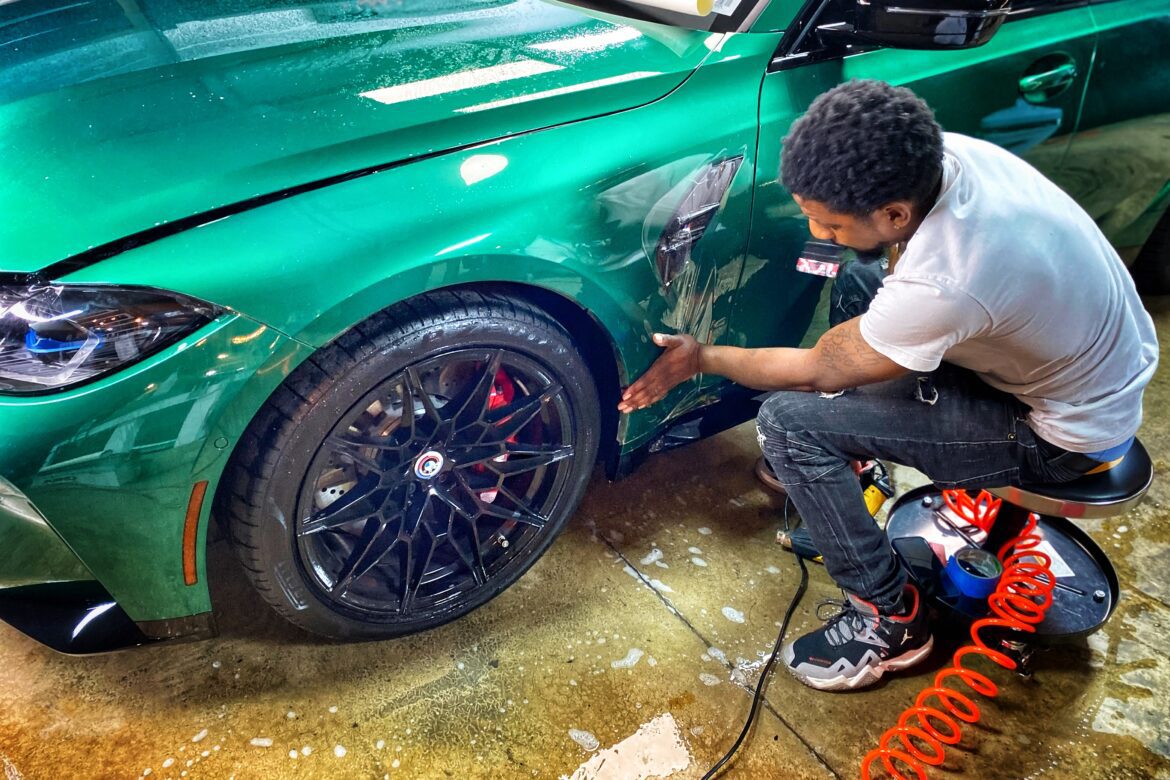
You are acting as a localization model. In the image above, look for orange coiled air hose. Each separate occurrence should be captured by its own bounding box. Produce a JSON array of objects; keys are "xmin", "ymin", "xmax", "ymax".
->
[{"xmin": 860, "ymin": 489, "xmax": 1057, "ymax": 780}]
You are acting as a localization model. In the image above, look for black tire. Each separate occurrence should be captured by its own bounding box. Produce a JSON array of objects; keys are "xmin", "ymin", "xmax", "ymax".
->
[
  {"xmin": 218, "ymin": 290, "xmax": 600, "ymax": 640},
  {"xmin": 1131, "ymin": 207, "xmax": 1170, "ymax": 295}
]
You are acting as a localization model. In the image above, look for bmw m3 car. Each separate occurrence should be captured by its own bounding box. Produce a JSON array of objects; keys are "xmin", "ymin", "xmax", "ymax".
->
[{"xmin": 1, "ymin": 0, "xmax": 1167, "ymax": 652}]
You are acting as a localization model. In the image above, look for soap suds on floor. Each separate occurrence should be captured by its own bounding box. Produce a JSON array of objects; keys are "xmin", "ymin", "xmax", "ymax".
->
[
  {"xmin": 621, "ymin": 565, "xmax": 674, "ymax": 593},
  {"xmin": 611, "ymin": 648, "xmax": 645, "ymax": 669},
  {"xmin": 568, "ymin": 729, "xmax": 600, "ymax": 752},
  {"xmin": 569, "ymin": 713, "xmax": 690, "ymax": 780}
]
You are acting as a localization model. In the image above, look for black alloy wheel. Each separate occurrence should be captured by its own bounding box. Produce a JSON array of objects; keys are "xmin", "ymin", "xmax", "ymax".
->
[{"xmin": 220, "ymin": 291, "xmax": 600, "ymax": 640}]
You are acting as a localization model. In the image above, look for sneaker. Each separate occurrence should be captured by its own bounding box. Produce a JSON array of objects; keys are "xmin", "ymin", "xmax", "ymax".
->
[{"xmin": 781, "ymin": 585, "xmax": 933, "ymax": 691}]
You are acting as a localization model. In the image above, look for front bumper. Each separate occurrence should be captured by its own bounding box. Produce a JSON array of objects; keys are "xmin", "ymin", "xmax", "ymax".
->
[
  {"xmin": 0, "ymin": 314, "xmax": 310, "ymax": 652},
  {"xmin": 0, "ymin": 475, "xmax": 216, "ymax": 653}
]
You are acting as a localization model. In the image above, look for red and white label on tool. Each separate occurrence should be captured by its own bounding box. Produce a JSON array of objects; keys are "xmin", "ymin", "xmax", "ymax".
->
[{"xmin": 795, "ymin": 257, "xmax": 839, "ymax": 278}]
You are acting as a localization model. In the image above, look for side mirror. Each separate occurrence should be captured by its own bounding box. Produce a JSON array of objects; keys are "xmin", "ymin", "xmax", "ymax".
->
[{"xmin": 827, "ymin": 0, "xmax": 1011, "ymax": 51}]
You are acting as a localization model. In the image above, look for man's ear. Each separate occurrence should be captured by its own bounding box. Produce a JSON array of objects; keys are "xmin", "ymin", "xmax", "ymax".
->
[{"xmin": 875, "ymin": 201, "xmax": 915, "ymax": 233}]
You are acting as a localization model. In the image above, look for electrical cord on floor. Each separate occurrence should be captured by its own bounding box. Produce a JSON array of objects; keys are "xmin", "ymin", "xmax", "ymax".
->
[{"xmin": 702, "ymin": 497, "xmax": 810, "ymax": 779}]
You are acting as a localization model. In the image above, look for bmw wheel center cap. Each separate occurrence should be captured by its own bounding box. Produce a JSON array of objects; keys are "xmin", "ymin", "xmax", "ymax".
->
[{"xmin": 414, "ymin": 451, "xmax": 445, "ymax": 480}]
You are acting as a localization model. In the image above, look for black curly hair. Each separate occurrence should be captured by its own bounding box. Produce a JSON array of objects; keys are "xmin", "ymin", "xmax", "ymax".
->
[{"xmin": 780, "ymin": 80, "xmax": 943, "ymax": 217}]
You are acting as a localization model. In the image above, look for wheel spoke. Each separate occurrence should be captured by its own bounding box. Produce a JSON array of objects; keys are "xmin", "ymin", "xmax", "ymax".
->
[
  {"xmin": 397, "ymin": 520, "xmax": 438, "ymax": 613},
  {"xmin": 475, "ymin": 488, "xmax": 549, "ymax": 528},
  {"xmin": 329, "ymin": 517, "xmax": 396, "ymax": 596},
  {"xmin": 300, "ymin": 473, "xmax": 382, "ymax": 536},
  {"xmin": 445, "ymin": 510, "xmax": 489, "ymax": 587},
  {"xmin": 403, "ymin": 367, "xmax": 443, "ymax": 439},
  {"xmin": 484, "ymin": 383, "xmax": 561, "ymax": 441},
  {"xmin": 325, "ymin": 435, "xmax": 393, "ymax": 474},
  {"xmin": 496, "ymin": 483, "xmax": 554, "ymax": 532},
  {"xmin": 487, "ymin": 443, "xmax": 574, "ymax": 477},
  {"xmin": 446, "ymin": 442, "xmax": 506, "ymax": 469},
  {"xmin": 396, "ymin": 378, "xmax": 416, "ymax": 434},
  {"xmin": 450, "ymin": 350, "xmax": 503, "ymax": 431},
  {"xmin": 402, "ymin": 483, "xmax": 432, "ymax": 537},
  {"xmin": 431, "ymin": 480, "xmax": 478, "ymax": 520}
]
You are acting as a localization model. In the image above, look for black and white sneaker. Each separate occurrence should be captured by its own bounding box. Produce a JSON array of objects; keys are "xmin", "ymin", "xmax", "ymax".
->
[{"xmin": 782, "ymin": 585, "xmax": 933, "ymax": 691}]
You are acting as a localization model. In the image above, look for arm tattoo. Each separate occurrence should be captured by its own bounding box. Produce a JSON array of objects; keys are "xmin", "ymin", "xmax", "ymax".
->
[{"xmin": 817, "ymin": 319, "xmax": 887, "ymax": 373}]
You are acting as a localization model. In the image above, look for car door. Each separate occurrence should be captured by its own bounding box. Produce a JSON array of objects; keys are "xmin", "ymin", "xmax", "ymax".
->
[
  {"xmin": 733, "ymin": 0, "xmax": 1096, "ymax": 351},
  {"xmin": 1059, "ymin": 0, "xmax": 1170, "ymax": 262}
]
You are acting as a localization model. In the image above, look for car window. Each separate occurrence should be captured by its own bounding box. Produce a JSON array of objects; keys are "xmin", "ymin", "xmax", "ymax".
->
[{"xmin": 554, "ymin": 0, "xmax": 765, "ymax": 32}]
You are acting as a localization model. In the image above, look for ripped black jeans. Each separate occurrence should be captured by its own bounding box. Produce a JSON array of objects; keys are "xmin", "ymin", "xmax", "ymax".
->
[{"xmin": 756, "ymin": 260, "xmax": 1092, "ymax": 611}]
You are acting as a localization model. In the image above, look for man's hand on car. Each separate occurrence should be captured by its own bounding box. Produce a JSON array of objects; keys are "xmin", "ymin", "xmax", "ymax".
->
[{"xmin": 618, "ymin": 332, "xmax": 701, "ymax": 413}]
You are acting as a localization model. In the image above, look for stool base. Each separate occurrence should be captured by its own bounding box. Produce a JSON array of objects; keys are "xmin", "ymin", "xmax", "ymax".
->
[{"xmin": 886, "ymin": 485, "xmax": 1119, "ymax": 642}]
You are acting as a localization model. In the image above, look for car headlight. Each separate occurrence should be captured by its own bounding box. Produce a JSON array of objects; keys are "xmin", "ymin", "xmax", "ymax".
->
[{"xmin": 0, "ymin": 284, "xmax": 222, "ymax": 394}]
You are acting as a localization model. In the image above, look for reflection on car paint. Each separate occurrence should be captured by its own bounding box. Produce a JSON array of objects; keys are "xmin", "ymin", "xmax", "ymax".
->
[
  {"xmin": 360, "ymin": 59, "xmax": 565, "ymax": 105},
  {"xmin": 980, "ymin": 98, "xmax": 1063, "ymax": 155},
  {"xmin": 458, "ymin": 70, "xmax": 665, "ymax": 113},
  {"xmin": 459, "ymin": 154, "xmax": 510, "ymax": 185}
]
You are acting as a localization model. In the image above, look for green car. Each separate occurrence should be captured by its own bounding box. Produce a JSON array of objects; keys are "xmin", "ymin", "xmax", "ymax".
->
[{"xmin": 2, "ymin": 0, "xmax": 1167, "ymax": 653}]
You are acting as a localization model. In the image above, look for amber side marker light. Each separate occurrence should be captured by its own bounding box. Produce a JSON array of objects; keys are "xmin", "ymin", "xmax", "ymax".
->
[{"xmin": 183, "ymin": 481, "xmax": 209, "ymax": 586}]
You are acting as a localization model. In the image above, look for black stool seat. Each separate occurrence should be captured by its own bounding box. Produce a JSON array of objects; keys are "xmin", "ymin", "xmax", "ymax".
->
[{"xmin": 989, "ymin": 439, "xmax": 1153, "ymax": 519}]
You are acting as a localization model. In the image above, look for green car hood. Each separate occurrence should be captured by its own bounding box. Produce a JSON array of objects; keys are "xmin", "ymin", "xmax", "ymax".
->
[{"xmin": 1, "ymin": 0, "xmax": 713, "ymax": 274}]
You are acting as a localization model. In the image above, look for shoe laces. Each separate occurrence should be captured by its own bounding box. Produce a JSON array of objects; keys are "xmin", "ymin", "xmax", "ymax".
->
[{"xmin": 814, "ymin": 598, "xmax": 873, "ymax": 648}]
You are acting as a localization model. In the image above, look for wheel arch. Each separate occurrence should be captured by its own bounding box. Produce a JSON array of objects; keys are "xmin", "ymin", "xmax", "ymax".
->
[{"xmin": 278, "ymin": 251, "xmax": 647, "ymax": 474}]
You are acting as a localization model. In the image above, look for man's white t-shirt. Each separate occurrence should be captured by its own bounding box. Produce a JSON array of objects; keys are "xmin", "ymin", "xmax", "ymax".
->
[{"xmin": 859, "ymin": 133, "xmax": 1159, "ymax": 453}]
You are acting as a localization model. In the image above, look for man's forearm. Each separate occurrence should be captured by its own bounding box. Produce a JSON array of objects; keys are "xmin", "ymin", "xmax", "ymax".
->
[
  {"xmin": 698, "ymin": 319, "xmax": 908, "ymax": 393},
  {"xmin": 698, "ymin": 345, "xmax": 820, "ymax": 392},
  {"xmin": 618, "ymin": 319, "xmax": 907, "ymax": 413}
]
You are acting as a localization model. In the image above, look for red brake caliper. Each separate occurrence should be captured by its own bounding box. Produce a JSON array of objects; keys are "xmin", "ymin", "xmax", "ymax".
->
[{"xmin": 477, "ymin": 369, "xmax": 516, "ymax": 503}]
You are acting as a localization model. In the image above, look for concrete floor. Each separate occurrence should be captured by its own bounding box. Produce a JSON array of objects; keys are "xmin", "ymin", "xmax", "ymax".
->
[{"xmin": 2, "ymin": 296, "xmax": 1169, "ymax": 780}]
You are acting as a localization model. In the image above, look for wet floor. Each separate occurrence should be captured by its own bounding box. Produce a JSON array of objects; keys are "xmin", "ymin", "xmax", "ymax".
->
[{"xmin": 2, "ymin": 296, "xmax": 1170, "ymax": 780}]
